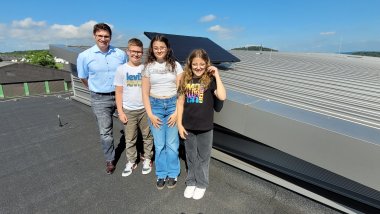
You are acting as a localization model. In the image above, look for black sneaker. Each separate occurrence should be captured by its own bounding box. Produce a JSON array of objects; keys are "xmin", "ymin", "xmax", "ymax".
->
[
  {"xmin": 156, "ymin": 178, "xmax": 166, "ymax": 190},
  {"xmin": 167, "ymin": 177, "xmax": 177, "ymax": 189}
]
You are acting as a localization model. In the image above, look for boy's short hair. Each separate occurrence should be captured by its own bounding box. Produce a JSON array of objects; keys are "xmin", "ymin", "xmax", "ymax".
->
[{"xmin": 128, "ymin": 38, "xmax": 143, "ymax": 48}]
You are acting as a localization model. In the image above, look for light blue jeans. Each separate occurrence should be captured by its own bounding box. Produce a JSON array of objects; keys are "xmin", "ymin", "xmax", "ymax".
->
[
  {"xmin": 149, "ymin": 96, "xmax": 180, "ymax": 179},
  {"xmin": 90, "ymin": 92, "xmax": 116, "ymax": 162}
]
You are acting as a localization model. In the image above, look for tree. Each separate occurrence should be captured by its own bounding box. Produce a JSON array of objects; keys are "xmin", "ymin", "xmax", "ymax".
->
[
  {"xmin": 25, "ymin": 50, "xmax": 57, "ymax": 69},
  {"xmin": 351, "ymin": 51, "xmax": 380, "ymax": 58},
  {"xmin": 232, "ymin": 46, "xmax": 278, "ymax": 52}
]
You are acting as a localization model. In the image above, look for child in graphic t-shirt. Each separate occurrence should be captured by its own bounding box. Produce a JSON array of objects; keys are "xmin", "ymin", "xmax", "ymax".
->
[
  {"xmin": 114, "ymin": 38, "xmax": 153, "ymax": 177},
  {"xmin": 177, "ymin": 49, "xmax": 226, "ymax": 200}
]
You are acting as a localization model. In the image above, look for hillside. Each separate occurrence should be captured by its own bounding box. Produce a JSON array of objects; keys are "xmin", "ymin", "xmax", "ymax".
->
[
  {"xmin": 0, "ymin": 49, "xmax": 47, "ymax": 57},
  {"xmin": 350, "ymin": 51, "xmax": 380, "ymax": 58},
  {"xmin": 232, "ymin": 46, "xmax": 278, "ymax": 52}
]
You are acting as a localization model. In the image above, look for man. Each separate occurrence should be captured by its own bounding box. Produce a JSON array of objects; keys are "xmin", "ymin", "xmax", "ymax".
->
[{"xmin": 77, "ymin": 23, "xmax": 127, "ymax": 174}]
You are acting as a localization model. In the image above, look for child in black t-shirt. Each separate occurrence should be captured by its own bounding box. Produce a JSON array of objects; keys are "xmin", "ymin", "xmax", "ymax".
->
[{"xmin": 177, "ymin": 49, "xmax": 226, "ymax": 200}]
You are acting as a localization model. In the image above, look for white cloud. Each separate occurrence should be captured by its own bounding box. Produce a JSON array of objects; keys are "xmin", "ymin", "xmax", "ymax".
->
[
  {"xmin": 51, "ymin": 24, "xmax": 80, "ymax": 38},
  {"xmin": 113, "ymin": 34, "xmax": 124, "ymax": 42},
  {"xmin": 200, "ymin": 14, "xmax": 216, "ymax": 22},
  {"xmin": 12, "ymin": 17, "xmax": 46, "ymax": 28},
  {"xmin": 9, "ymin": 28, "xmax": 31, "ymax": 38},
  {"xmin": 50, "ymin": 20, "xmax": 97, "ymax": 39},
  {"xmin": 320, "ymin": 31, "xmax": 336, "ymax": 36},
  {"xmin": 5, "ymin": 19, "xmax": 98, "ymax": 41},
  {"xmin": 207, "ymin": 25, "xmax": 234, "ymax": 39},
  {"xmin": 0, "ymin": 19, "xmax": 123, "ymax": 51},
  {"xmin": 208, "ymin": 25, "xmax": 229, "ymax": 33}
]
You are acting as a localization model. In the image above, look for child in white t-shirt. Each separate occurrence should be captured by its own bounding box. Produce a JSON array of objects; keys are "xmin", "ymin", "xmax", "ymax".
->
[
  {"xmin": 114, "ymin": 38, "xmax": 153, "ymax": 177},
  {"xmin": 141, "ymin": 35, "xmax": 183, "ymax": 189}
]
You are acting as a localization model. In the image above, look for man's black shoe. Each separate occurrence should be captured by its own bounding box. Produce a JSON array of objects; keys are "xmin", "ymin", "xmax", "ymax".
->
[{"xmin": 106, "ymin": 161, "xmax": 115, "ymax": 175}]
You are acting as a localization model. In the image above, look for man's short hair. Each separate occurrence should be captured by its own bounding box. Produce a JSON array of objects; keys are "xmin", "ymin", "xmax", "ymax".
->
[{"xmin": 93, "ymin": 23, "xmax": 112, "ymax": 37}]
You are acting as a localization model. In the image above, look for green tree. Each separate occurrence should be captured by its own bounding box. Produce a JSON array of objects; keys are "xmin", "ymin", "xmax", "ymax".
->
[
  {"xmin": 351, "ymin": 51, "xmax": 380, "ymax": 58},
  {"xmin": 232, "ymin": 46, "xmax": 278, "ymax": 52},
  {"xmin": 25, "ymin": 50, "xmax": 58, "ymax": 68}
]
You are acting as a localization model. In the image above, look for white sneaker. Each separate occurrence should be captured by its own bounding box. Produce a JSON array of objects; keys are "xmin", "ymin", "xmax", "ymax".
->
[
  {"xmin": 184, "ymin": 186, "xmax": 196, "ymax": 198},
  {"xmin": 121, "ymin": 162, "xmax": 137, "ymax": 177},
  {"xmin": 142, "ymin": 159, "xmax": 152, "ymax": 175},
  {"xmin": 192, "ymin": 188, "xmax": 206, "ymax": 200}
]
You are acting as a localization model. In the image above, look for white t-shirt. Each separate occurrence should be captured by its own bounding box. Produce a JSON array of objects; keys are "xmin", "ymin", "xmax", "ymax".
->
[
  {"xmin": 142, "ymin": 61, "xmax": 183, "ymax": 97},
  {"xmin": 114, "ymin": 63, "xmax": 144, "ymax": 110}
]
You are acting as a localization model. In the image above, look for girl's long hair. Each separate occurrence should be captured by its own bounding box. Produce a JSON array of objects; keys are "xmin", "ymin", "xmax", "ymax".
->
[
  {"xmin": 144, "ymin": 35, "xmax": 176, "ymax": 72},
  {"xmin": 178, "ymin": 49, "xmax": 212, "ymax": 95}
]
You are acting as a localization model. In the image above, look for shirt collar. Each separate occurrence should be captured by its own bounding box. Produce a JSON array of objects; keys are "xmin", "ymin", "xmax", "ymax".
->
[{"xmin": 91, "ymin": 44, "xmax": 116, "ymax": 54}]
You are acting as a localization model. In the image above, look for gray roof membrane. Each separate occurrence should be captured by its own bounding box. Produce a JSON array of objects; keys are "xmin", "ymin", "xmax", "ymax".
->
[
  {"xmin": 0, "ymin": 95, "xmax": 341, "ymax": 214},
  {"xmin": 0, "ymin": 63, "xmax": 71, "ymax": 84}
]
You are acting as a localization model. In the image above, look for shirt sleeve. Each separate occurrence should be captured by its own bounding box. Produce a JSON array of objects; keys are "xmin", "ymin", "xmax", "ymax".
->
[
  {"xmin": 120, "ymin": 49, "xmax": 128, "ymax": 64},
  {"xmin": 113, "ymin": 65, "xmax": 124, "ymax": 86},
  {"xmin": 175, "ymin": 61, "xmax": 184, "ymax": 75},
  {"xmin": 76, "ymin": 52, "xmax": 88, "ymax": 79},
  {"xmin": 141, "ymin": 64, "xmax": 150, "ymax": 77},
  {"xmin": 210, "ymin": 77, "xmax": 217, "ymax": 92}
]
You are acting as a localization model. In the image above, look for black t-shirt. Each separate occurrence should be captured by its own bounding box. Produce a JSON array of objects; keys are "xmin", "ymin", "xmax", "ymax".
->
[{"xmin": 182, "ymin": 77, "xmax": 216, "ymax": 131}]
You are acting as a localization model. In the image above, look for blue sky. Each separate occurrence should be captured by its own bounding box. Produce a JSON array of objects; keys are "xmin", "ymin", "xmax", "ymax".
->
[{"xmin": 1, "ymin": 0, "xmax": 379, "ymax": 53}]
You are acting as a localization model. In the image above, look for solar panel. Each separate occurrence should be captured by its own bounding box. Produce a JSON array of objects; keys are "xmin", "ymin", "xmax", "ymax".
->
[{"xmin": 144, "ymin": 32, "xmax": 240, "ymax": 64}]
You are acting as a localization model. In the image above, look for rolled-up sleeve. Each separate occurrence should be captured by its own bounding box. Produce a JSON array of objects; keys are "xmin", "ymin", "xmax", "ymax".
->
[{"xmin": 77, "ymin": 52, "xmax": 88, "ymax": 79}]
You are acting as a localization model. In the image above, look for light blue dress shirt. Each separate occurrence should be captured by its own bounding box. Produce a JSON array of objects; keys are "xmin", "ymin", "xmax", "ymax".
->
[{"xmin": 77, "ymin": 45, "xmax": 127, "ymax": 93}]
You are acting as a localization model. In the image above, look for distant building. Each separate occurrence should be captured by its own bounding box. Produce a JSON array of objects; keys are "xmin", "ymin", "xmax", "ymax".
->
[{"xmin": 0, "ymin": 62, "xmax": 72, "ymax": 99}]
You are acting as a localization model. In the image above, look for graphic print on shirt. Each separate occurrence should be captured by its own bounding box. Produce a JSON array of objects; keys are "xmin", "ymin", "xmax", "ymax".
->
[
  {"xmin": 186, "ymin": 83, "xmax": 204, "ymax": 103},
  {"xmin": 126, "ymin": 72, "xmax": 142, "ymax": 87}
]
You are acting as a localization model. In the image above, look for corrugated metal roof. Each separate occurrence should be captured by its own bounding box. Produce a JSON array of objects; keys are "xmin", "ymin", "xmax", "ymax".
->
[{"xmin": 220, "ymin": 51, "xmax": 380, "ymax": 129}]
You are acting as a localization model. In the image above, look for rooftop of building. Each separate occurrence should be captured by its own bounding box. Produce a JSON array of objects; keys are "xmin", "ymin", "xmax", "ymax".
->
[{"xmin": 0, "ymin": 94, "xmax": 342, "ymax": 214}]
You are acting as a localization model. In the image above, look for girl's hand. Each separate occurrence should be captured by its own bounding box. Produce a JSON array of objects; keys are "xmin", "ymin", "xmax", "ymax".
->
[
  {"xmin": 207, "ymin": 66, "xmax": 219, "ymax": 77},
  {"xmin": 178, "ymin": 124, "xmax": 188, "ymax": 139},
  {"xmin": 167, "ymin": 111, "xmax": 177, "ymax": 127},
  {"xmin": 149, "ymin": 114, "xmax": 162, "ymax": 129}
]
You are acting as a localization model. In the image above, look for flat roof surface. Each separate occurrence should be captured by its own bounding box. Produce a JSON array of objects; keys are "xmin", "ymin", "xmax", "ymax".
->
[
  {"xmin": 0, "ymin": 61, "xmax": 15, "ymax": 68},
  {"xmin": 0, "ymin": 63, "xmax": 71, "ymax": 84},
  {"xmin": 0, "ymin": 94, "xmax": 341, "ymax": 214}
]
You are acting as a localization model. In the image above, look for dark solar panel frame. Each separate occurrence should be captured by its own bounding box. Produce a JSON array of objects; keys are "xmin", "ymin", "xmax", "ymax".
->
[{"xmin": 144, "ymin": 32, "xmax": 240, "ymax": 64}]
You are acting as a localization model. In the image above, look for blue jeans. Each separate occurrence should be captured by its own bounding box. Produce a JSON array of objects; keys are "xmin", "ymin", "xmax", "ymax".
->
[
  {"xmin": 91, "ymin": 92, "xmax": 116, "ymax": 162},
  {"xmin": 149, "ymin": 96, "xmax": 180, "ymax": 179}
]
